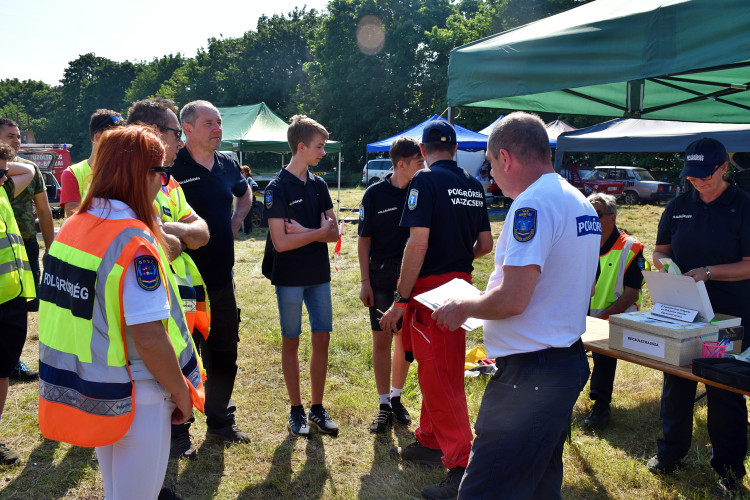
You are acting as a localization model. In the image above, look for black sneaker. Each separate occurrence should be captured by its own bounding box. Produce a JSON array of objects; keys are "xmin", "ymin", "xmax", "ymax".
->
[
  {"xmin": 390, "ymin": 441, "xmax": 443, "ymax": 467},
  {"xmin": 309, "ymin": 406, "xmax": 339, "ymax": 436},
  {"xmin": 288, "ymin": 408, "xmax": 311, "ymax": 438},
  {"xmin": 369, "ymin": 405, "xmax": 392, "ymax": 434},
  {"xmin": 646, "ymin": 453, "xmax": 679, "ymax": 475},
  {"xmin": 9, "ymin": 361, "xmax": 37, "ymax": 382},
  {"xmin": 0, "ymin": 443, "xmax": 21, "ymax": 466},
  {"xmin": 715, "ymin": 476, "xmax": 743, "ymax": 499},
  {"xmin": 169, "ymin": 430, "xmax": 196, "ymax": 460},
  {"xmin": 158, "ymin": 486, "xmax": 183, "ymax": 500},
  {"xmin": 207, "ymin": 423, "xmax": 251, "ymax": 444},
  {"xmin": 584, "ymin": 402, "xmax": 611, "ymax": 430},
  {"xmin": 391, "ymin": 396, "xmax": 412, "ymax": 425},
  {"xmin": 421, "ymin": 466, "xmax": 465, "ymax": 499}
]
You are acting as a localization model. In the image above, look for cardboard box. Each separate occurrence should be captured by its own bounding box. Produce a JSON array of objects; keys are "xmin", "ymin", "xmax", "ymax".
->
[
  {"xmin": 609, "ymin": 311, "xmax": 719, "ymax": 366},
  {"xmin": 607, "ymin": 271, "xmax": 743, "ymax": 365}
]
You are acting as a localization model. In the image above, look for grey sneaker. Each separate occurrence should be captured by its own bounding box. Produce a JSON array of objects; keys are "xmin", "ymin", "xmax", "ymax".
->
[
  {"xmin": 646, "ymin": 453, "xmax": 679, "ymax": 475},
  {"xmin": 288, "ymin": 408, "xmax": 311, "ymax": 438},
  {"xmin": 308, "ymin": 406, "xmax": 339, "ymax": 436},
  {"xmin": 169, "ymin": 429, "xmax": 196, "ymax": 460},
  {"xmin": 206, "ymin": 423, "xmax": 250, "ymax": 444},
  {"xmin": 390, "ymin": 441, "xmax": 443, "ymax": 467}
]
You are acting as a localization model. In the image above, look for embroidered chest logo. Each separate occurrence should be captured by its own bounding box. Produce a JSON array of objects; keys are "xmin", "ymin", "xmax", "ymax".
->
[
  {"xmin": 134, "ymin": 256, "xmax": 161, "ymax": 291},
  {"xmin": 513, "ymin": 207, "xmax": 537, "ymax": 242}
]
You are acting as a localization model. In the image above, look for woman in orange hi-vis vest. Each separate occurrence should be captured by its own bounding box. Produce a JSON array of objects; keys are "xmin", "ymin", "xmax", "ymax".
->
[{"xmin": 38, "ymin": 126, "xmax": 204, "ymax": 500}]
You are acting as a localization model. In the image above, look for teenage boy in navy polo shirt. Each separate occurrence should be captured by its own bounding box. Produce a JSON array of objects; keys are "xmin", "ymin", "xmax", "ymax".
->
[
  {"xmin": 380, "ymin": 120, "xmax": 493, "ymax": 499},
  {"xmin": 264, "ymin": 115, "xmax": 340, "ymax": 438},
  {"xmin": 358, "ymin": 136, "xmax": 424, "ymax": 434}
]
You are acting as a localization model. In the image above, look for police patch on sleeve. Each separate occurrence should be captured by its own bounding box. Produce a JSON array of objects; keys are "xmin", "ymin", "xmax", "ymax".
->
[
  {"xmin": 265, "ymin": 189, "xmax": 273, "ymax": 209},
  {"xmin": 513, "ymin": 208, "xmax": 537, "ymax": 242},
  {"xmin": 408, "ymin": 189, "xmax": 419, "ymax": 210},
  {"xmin": 134, "ymin": 256, "xmax": 161, "ymax": 291},
  {"xmin": 359, "ymin": 204, "xmax": 364, "ymax": 221}
]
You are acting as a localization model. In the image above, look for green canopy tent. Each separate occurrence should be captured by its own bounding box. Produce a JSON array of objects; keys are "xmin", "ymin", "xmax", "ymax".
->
[
  {"xmin": 216, "ymin": 103, "xmax": 344, "ymax": 216},
  {"xmin": 447, "ymin": 0, "xmax": 750, "ymax": 123},
  {"xmin": 217, "ymin": 103, "xmax": 341, "ymax": 153}
]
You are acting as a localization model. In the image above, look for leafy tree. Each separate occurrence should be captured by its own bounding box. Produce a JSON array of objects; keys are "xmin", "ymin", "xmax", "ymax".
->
[{"xmin": 123, "ymin": 54, "xmax": 187, "ymax": 106}]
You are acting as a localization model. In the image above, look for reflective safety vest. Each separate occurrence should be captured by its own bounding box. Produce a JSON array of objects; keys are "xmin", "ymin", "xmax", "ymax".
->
[
  {"xmin": 590, "ymin": 231, "xmax": 645, "ymax": 319},
  {"xmin": 154, "ymin": 178, "xmax": 211, "ymax": 339},
  {"xmin": 0, "ymin": 187, "xmax": 35, "ymax": 303},
  {"xmin": 38, "ymin": 212, "xmax": 205, "ymax": 448},
  {"xmin": 69, "ymin": 160, "xmax": 92, "ymax": 200}
]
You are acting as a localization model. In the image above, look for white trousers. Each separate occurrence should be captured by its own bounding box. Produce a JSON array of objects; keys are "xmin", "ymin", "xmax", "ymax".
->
[{"xmin": 96, "ymin": 379, "xmax": 175, "ymax": 500}]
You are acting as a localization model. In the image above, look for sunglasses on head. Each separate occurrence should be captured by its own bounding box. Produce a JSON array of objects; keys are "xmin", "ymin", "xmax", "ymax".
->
[
  {"xmin": 150, "ymin": 166, "xmax": 172, "ymax": 186},
  {"xmin": 158, "ymin": 124, "xmax": 183, "ymax": 140},
  {"xmin": 93, "ymin": 115, "xmax": 123, "ymax": 136}
]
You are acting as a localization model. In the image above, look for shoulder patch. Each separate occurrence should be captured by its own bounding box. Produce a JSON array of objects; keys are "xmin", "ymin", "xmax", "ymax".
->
[
  {"xmin": 513, "ymin": 207, "xmax": 537, "ymax": 242},
  {"xmin": 265, "ymin": 189, "xmax": 273, "ymax": 209},
  {"xmin": 408, "ymin": 189, "xmax": 419, "ymax": 210},
  {"xmin": 134, "ymin": 255, "xmax": 161, "ymax": 291},
  {"xmin": 359, "ymin": 204, "xmax": 364, "ymax": 221}
]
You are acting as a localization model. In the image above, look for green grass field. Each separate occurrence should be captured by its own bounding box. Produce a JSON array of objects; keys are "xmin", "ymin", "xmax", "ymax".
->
[{"xmin": 0, "ymin": 188, "xmax": 743, "ymax": 499}]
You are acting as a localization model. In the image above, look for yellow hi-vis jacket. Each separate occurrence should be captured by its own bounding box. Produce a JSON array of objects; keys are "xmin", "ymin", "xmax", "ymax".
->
[
  {"xmin": 590, "ymin": 230, "xmax": 644, "ymax": 319},
  {"xmin": 0, "ymin": 184, "xmax": 35, "ymax": 303}
]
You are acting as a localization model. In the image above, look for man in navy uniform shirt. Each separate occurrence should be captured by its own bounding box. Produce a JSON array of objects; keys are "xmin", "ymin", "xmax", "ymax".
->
[
  {"xmin": 358, "ymin": 136, "xmax": 424, "ymax": 434},
  {"xmin": 381, "ymin": 120, "xmax": 492, "ymax": 500},
  {"xmin": 170, "ymin": 100, "xmax": 252, "ymax": 457}
]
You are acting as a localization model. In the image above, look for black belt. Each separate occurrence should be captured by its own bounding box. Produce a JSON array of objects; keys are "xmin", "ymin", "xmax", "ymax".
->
[
  {"xmin": 496, "ymin": 338, "xmax": 584, "ymax": 368},
  {"xmin": 370, "ymin": 257, "xmax": 401, "ymax": 266}
]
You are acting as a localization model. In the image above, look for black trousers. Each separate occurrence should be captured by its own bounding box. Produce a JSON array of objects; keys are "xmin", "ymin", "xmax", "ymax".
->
[
  {"xmin": 173, "ymin": 279, "xmax": 240, "ymax": 433},
  {"xmin": 589, "ymin": 352, "xmax": 617, "ymax": 404}
]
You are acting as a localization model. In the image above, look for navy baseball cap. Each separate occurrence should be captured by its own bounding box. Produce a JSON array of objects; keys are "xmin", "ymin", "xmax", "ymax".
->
[
  {"xmin": 681, "ymin": 137, "xmax": 727, "ymax": 178},
  {"xmin": 422, "ymin": 120, "xmax": 457, "ymax": 145}
]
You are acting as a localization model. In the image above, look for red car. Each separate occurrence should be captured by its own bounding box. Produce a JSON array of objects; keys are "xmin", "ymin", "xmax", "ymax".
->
[{"xmin": 561, "ymin": 166, "xmax": 624, "ymax": 197}]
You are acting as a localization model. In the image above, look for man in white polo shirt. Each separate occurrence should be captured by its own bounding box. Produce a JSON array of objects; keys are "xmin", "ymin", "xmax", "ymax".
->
[{"xmin": 433, "ymin": 111, "xmax": 600, "ymax": 499}]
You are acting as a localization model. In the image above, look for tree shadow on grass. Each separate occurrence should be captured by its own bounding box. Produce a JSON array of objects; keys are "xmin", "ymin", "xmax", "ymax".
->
[
  {"xmin": 238, "ymin": 434, "xmax": 329, "ymax": 499},
  {"xmin": 1, "ymin": 439, "xmax": 95, "ymax": 498}
]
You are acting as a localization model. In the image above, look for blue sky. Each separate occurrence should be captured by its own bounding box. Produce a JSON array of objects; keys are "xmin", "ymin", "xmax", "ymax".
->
[{"xmin": 4, "ymin": 0, "xmax": 330, "ymax": 86}]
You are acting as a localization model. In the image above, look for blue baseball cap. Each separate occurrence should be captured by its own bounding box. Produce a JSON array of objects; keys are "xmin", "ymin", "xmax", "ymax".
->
[
  {"xmin": 681, "ymin": 137, "xmax": 727, "ymax": 178},
  {"xmin": 422, "ymin": 120, "xmax": 457, "ymax": 145}
]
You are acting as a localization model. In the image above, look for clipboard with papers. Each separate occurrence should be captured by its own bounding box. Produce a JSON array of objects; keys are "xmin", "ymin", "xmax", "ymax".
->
[{"xmin": 413, "ymin": 278, "xmax": 484, "ymax": 331}]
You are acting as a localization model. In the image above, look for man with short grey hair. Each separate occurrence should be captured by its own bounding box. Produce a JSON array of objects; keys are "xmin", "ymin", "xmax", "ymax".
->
[
  {"xmin": 584, "ymin": 192, "xmax": 646, "ymax": 430},
  {"xmin": 433, "ymin": 111, "xmax": 599, "ymax": 499},
  {"xmin": 171, "ymin": 100, "xmax": 252, "ymax": 455}
]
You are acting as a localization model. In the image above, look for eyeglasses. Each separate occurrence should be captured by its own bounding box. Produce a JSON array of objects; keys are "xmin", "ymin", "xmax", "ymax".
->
[
  {"xmin": 92, "ymin": 115, "xmax": 123, "ymax": 136},
  {"xmin": 150, "ymin": 166, "xmax": 172, "ymax": 186},
  {"xmin": 690, "ymin": 163, "xmax": 724, "ymax": 182},
  {"xmin": 158, "ymin": 124, "xmax": 183, "ymax": 140},
  {"xmin": 596, "ymin": 211, "xmax": 613, "ymax": 218}
]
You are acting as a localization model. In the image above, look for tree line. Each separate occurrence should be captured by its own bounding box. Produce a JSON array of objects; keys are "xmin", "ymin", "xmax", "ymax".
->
[{"xmin": 5, "ymin": 0, "xmax": 658, "ymax": 182}]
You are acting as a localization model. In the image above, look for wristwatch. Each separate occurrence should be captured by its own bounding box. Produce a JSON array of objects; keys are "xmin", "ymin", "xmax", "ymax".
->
[{"xmin": 394, "ymin": 291, "xmax": 410, "ymax": 304}]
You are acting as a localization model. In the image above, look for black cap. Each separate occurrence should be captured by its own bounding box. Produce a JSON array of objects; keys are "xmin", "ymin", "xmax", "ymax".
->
[{"xmin": 422, "ymin": 120, "xmax": 457, "ymax": 145}]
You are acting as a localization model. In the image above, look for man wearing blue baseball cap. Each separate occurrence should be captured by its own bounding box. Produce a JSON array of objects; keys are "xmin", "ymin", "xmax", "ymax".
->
[
  {"xmin": 380, "ymin": 119, "xmax": 493, "ymax": 500},
  {"xmin": 650, "ymin": 136, "xmax": 750, "ymax": 497}
]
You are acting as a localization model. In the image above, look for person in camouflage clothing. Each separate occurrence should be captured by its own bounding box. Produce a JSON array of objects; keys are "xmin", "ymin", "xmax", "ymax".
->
[{"xmin": 0, "ymin": 118, "xmax": 54, "ymax": 381}]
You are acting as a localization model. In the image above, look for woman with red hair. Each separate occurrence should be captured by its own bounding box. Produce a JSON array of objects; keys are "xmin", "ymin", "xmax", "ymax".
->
[{"xmin": 38, "ymin": 125, "xmax": 204, "ymax": 499}]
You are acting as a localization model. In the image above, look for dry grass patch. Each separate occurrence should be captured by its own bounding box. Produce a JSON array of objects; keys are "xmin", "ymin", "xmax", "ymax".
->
[{"xmin": 1, "ymin": 192, "xmax": 746, "ymax": 499}]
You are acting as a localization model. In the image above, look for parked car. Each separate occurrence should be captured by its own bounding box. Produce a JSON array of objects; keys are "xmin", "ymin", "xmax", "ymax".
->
[
  {"xmin": 16, "ymin": 148, "xmax": 63, "ymax": 218},
  {"xmin": 242, "ymin": 188, "xmax": 267, "ymax": 233},
  {"xmin": 560, "ymin": 166, "xmax": 625, "ymax": 197},
  {"xmin": 595, "ymin": 166, "xmax": 677, "ymax": 205},
  {"xmin": 361, "ymin": 158, "xmax": 393, "ymax": 186}
]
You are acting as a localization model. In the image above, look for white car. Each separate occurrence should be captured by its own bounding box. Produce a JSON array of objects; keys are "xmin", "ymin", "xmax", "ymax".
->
[
  {"xmin": 361, "ymin": 158, "xmax": 392, "ymax": 186},
  {"xmin": 595, "ymin": 166, "xmax": 677, "ymax": 205}
]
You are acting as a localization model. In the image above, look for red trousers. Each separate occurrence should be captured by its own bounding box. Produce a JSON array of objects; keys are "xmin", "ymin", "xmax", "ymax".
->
[{"xmin": 403, "ymin": 272, "xmax": 473, "ymax": 469}]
